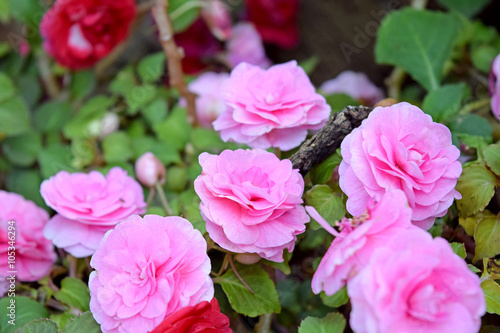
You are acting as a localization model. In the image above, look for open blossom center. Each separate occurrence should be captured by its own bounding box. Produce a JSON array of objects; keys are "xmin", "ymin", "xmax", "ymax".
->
[
  {"xmin": 408, "ymin": 284, "xmax": 446, "ymax": 321},
  {"xmin": 132, "ymin": 260, "xmax": 157, "ymax": 288}
]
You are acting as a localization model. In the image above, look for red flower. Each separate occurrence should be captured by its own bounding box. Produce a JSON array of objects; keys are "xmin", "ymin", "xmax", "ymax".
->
[
  {"xmin": 151, "ymin": 298, "xmax": 232, "ymax": 333},
  {"xmin": 40, "ymin": 0, "xmax": 136, "ymax": 70},
  {"xmin": 245, "ymin": 0, "xmax": 300, "ymax": 49}
]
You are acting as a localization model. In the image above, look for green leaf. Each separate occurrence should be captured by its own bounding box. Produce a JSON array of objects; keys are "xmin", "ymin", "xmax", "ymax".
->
[
  {"xmin": 468, "ymin": 264, "xmax": 481, "ymax": 274},
  {"xmin": 459, "ymin": 210, "xmax": 494, "ymax": 236},
  {"xmin": 165, "ymin": 166, "xmax": 187, "ymax": 192},
  {"xmin": 375, "ymin": 8, "xmax": 460, "ymax": 91},
  {"xmin": 2, "ymin": 132, "xmax": 42, "ymax": 166},
  {"xmin": 481, "ymin": 279, "xmax": 500, "ymax": 315},
  {"xmin": 131, "ymin": 137, "xmax": 181, "ymax": 165},
  {"xmin": 473, "ymin": 216, "xmax": 500, "ymax": 262},
  {"xmin": 102, "ymin": 131, "xmax": 133, "ymax": 163},
  {"xmin": 154, "ymin": 106, "xmax": 191, "ymax": 150},
  {"xmin": 456, "ymin": 165, "xmax": 497, "ymax": 217},
  {"xmin": 169, "ymin": 0, "xmax": 200, "ymax": 32},
  {"xmin": 320, "ymin": 287, "xmax": 349, "ymax": 308},
  {"xmin": 305, "ymin": 185, "xmax": 346, "ymax": 230},
  {"xmin": 449, "ymin": 114, "xmax": 493, "ymax": 138},
  {"xmin": 0, "ymin": 0, "xmax": 10, "ymax": 23},
  {"xmin": 0, "ymin": 296, "xmax": 50, "ymax": 333},
  {"xmin": 138, "ymin": 52, "xmax": 165, "ymax": 83},
  {"xmin": 6, "ymin": 169, "xmax": 44, "ymax": 208},
  {"xmin": 124, "ymin": 85, "xmax": 157, "ymax": 115},
  {"xmin": 34, "ymin": 101, "xmax": 73, "ymax": 133},
  {"xmin": 0, "ymin": 72, "xmax": 16, "ymax": 102},
  {"xmin": 310, "ymin": 150, "xmax": 342, "ymax": 185},
  {"xmin": 16, "ymin": 319, "xmax": 58, "ymax": 333},
  {"xmin": 0, "ymin": 96, "xmax": 31, "ymax": 137},
  {"xmin": 450, "ymin": 242, "xmax": 466, "ymax": 259},
  {"xmin": 324, "ymin": 94, "xmax": 359, "ymax": 112},
  {"xmin": 299, "ymin": 56, "xmax": 320, "ymax": 75},
  {"xmin": 110, "ymin": 66, "xmax": 136, "ymax": 95},
  {"xmin": 483, "ymin": 144, "xmax": 500, "ymax": 176},
  {"xmin": 54, "ymin": 278, "xmax": 91, "ymax": 312},
  {"xmin": 63, "ymin": 96, "xmax": 113, "ymax": 139},
  {"xmin": 299, "ymin": 312, "xmax": 346, "ymax": 333},
  {"xmin": 7, "ymin": 0, "xmax": 43, "ymax": 27},
  {"xmin": 38, "ymin": 144, "xmax": 75, "ymax": 179},
  {"xmin": 422, "ymin": 83, "xmax": 464, "ymax": 122},
  {"xmin": 146, "ymin": 206, "xmax": 167, "ymax": 216},
  {"xmin": 471, "ymin": 44, "xmax": 498, "ymax": 73},
  {"xmin": 60, "ymin": 312, "xmax": 100, "ymax": 333},
  {"xmin": 142, "ymin": 98, "xmax": 168, "ymax": 127},
  {"xmin": 70, "ymin": 70, "xmax": 96, "ymax": 100},
  {"xmin": 216, "ymin": 263, "xmax": 281, "ymax": 317},
  {"xmin": 49, "ymin": 313, "xmax": 74, "ymax": 330},
  {"xmin": 262, "ymin": 250, "xmax": 292, "ymax": 275},
  {"xmin": 191, "ymin": 128, "xmax": 228, "ymax": 151},
  {"xmin": 437, "ymin": 0, "xmax": 491, "ymax": 17}
]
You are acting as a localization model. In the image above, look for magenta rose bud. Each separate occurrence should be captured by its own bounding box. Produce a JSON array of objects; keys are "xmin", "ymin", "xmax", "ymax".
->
[
  {"xmin": 339, "ymin": 102, "xmax": 462, "ymax": 229},
  {"xmin": 135, "ymin": 152, "xmax": 166, "ymax": 188},
  {"xmin": 194, "ymin": 149, "xmax": 309, "ymax": 262},
  {"xmin": 348, "ymin": 229, "xmax": 486, "ymax": 333},
  {"xmin": 213, "ymin": 61, "xmax": 331, "ymax": 151},
  {"xmin": 89, "ymin": 215, "xmax": 214, "ymax": 333},
  {"xmin": 489, "ymin": 54, "xmax": 500, "ymax": 121},
  {"xmin": 40, "ymin": 167, "xmax": 146, "ymax": 257},
  {"xmin": 0, "ymin": 191, "xmax": 57, "ymax": 282},
  {"xmin": 226, "ymin": 23, "xmax": 271, "ymax": 68}
]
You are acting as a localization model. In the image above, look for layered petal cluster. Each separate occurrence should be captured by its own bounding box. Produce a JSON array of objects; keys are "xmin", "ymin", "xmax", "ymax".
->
[
  {"xmin": 320, "ymin": 71, "xmax": 384, "ymax": 106},
  {"xmin": 339, "ymin": 102, "xmax": 462, "ymax": 229},
  {"xmin": 89, "ymin": 215, "xmax": 214, "ymax": 333},
  {"xmin": 213, "ymin": 61, "xmax": 331, "ymax": 151},
  {"xmin": 348, "ymin": 229, "xmax": 485, "ymax": 333},
  {"xmin": 41, "ymin": 167, "xmax": 146, "ymax": 257},
  {"xmin": 151, "ymin": 298, "xmax": 231, "ymax": 333},
  {"xmin": 194, "ymin": 149, "xmax": 309, "ymax": 262},
  {"xmin": 227, "ymin": 23, "xmax": 271, "ymax": 69},
  {"xmin": 489, "ymin": 54, "xmax": 500, "ymax": 121},
  {"xmin": 40, "ymin": 0, "xmax": 136, "ymax": 69},
  {"xmin": 0, "ymin": 191, "xmax": 56, "ymax": 282},
  {"xmin": 309, "ymin": 189, "xmax": 413, "ymax": 296}
]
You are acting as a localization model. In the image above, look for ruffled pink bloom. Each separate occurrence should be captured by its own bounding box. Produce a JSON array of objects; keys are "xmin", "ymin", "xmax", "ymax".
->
[
  {"xmin": 201, "ymin": 0, "xmax": 232, "ymax": 41},
  {"xmin": 226, "ymin": 23, "xmax": 271, "ymax": 68},
  {"xmin": 89, "ymin": 215, "xmax": 214, "ymax": 333},
  {"xmin": 213, "ymin": 61, "xmax": 331, "ymax": 151},
  {"xmin": 180, "ymin": 72, "xmax": 230, "ymax": 128},
  {"xmin": 489, "ymin": 54, "xmax": 500, "ymax": 121},
  {"xmin": 0, "ymin": 191, "xmax": 56, "ymax": 282},
  {"xmin": 320, "ymin": 71, "xmax": 384, "ymax": 106},
  {"xmin": 348, "ymin": 229, "xmax": 486, "ymax": 333},
  {"xmin": 194, "ymin": 149, "xmax": 309, "ymax": 262},
  {"xmin": 41, "ymin": 167, "xmax": 146, "ymax": 258},
  {"xmin": 339, "ymin": 102, "xmax": 462, "ymax": 229},
  {"xmin": 308, "ymin": 189, "xmax": 413, "ymax": 296}
]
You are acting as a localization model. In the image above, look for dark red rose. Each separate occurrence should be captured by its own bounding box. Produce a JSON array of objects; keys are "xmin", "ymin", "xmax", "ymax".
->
[
  {"xmin": 40, "ymin": 0, "xmax": 136, "ymax": 70},
  {"xmin": 151, "ymin": 298, "xmax": 232, "ymax": 333},
  {"xmin": 245, "ymin": 0, "xmax": 300, "ymax": 49}
]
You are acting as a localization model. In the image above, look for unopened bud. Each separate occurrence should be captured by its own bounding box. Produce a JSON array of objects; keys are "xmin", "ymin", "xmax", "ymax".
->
[
  {"xmin": 235, "ymin": 253, "xmax": 261, "ymax": 265},
  {"xmin": 202, "ymin": 0, "xmax": 232, "ymax": 41},
  {"xmin": 135, "ymin": 152, "xmax": 166, "ymax": 188}
]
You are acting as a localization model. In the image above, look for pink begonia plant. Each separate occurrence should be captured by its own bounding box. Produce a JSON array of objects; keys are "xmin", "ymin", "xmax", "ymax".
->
[
  {"xmin": 89, "ymin": 215, "xmax": 213, "ymax": 333},
  {"xmin": 40, "ymin": 167, "xmax": 146, "ymax": 258},
  {"xmin": 319, "ymin": 71, "xmax": 384, "ymax": 106},
  {"xmin": 213, "ymin": 61, "xmax": 331, "ymax": 151},
  {"xmin": 0, "ymin": 191, "xmax": 57, "ymax": 282},
  {"xmin": 226, "ymin": 22, "xmax": 271, "ymax": 68},
  {"xmin": 339, "ymin": 102, "xmax": 462, "ymax": 229},
  {"xmin": 489, "ymin": 54, "xmax": 500, "ymax": 121},
  {"xmin": 194, "ymin": 149, "xmax": 309, "ymax": 262},
  {"xmin": 308, "ymin": 189, "xmax": 414, "ymax": 296},
  {"xmin": 348, "ymin": 228, "xmax": 485, "ymax": 333}
]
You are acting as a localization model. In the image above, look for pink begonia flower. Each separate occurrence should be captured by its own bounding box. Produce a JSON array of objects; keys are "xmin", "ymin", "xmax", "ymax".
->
[
  {"xmin": 308, "ymin": 189, "xmax": 413, "ymax": 296},
  {"xmin": 489, "ymin": 54, "xmax": 500, "ymax": 121},
  {"xmin": 194, "ymin": 149, "xmax": 309, "ymax": 262},
  {"xmin": 89, "ymin": 215, "xmax": 214, "ymax": 333},
  {"xmin": 319, "ymin": 71, "xmax": 384, "ymax": 106},
  {"xmin": 135, "ymin": 152, "xmax": 166, "ymax": 188},
  {"xmin": 0, "ymin": 191, "xmax": 56, "ymax": 282},
  {"xmin": 201, "ymin": 0, "xmax": 232, "ymax": 41},
  {"xmin": 213, "ymin": 61, "xmax": 331, "ymax": 151},
  {"xmin": 339, "ymin": 102, "xmax": 462, "ymax": 230},
  {"xmin": 348, "ymin": 229, "xmax": 486, "ymax": 333},
  {"xmin": 40, "ymin": 167, "xmax": 146, "ymax": 258},
  {"xmin": 226, "ymin": 22, "xmax": 271, "ymax": 69},
  {"xmin": 180, "ymin": 72, "xmax": 230, "ymax": 128}
]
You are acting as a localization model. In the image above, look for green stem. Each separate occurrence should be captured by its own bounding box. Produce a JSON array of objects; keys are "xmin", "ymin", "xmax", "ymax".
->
[
  {"xmin": 458, "ymin": 98, "xmax": 491, "ymax": 116},
  {"xmin": 228, "ymin": 254, "xmax": 254, "ymax": 294},
  {"xmin": 146, "ymin": 187, "xmax": 156, "ymax": 206},
  {"xmin": 255, "ymin": 313, "xmax": 273, "ymax": 333},
  {"xmin": 155, "ymin": 182, "xmax": 173, "ymax": 215},
  {"xmin": 170, "ymin": 1, "xmax": 206, "ymax": 21}
]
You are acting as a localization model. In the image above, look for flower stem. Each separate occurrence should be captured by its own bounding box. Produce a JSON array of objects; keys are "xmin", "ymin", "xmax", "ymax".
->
[
  {"xmin": 458, "ymin": 98, "xmax": 491, "ymax": 116},
  {"xmin": 228, "ymin": 254, "xmax": 254, "ymax": 294},
  {"xmin": 36, "ymin": 50, "xmax": 61, "ymax": 98},
  {"xmin": 255, "ymin": 313, "xmax": 273, "ymax": 333},
  {"xmin": 154, "ymin": 182, "xmax": 173, "ymax": 215},
  {"xmin": 146, "ymin": 187, "xmax": 156, "ymax": 206}
]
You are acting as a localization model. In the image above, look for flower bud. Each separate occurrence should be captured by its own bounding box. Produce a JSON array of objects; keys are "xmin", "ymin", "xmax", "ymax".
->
[
  {"xmin": 201, "ymin": 0, "xmax": 232, "ymax": 40},
  {"xmin": 135, "ymin": 152, "xmax": 166, "ymax": 188}
]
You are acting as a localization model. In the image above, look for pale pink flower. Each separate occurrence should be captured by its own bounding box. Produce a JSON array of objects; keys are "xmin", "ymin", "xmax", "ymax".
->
[
  {"xmin": 135, "ymin": 152, "xmax": 166, "ymax": 188},
  {"xmin": 201, "ymin": 0, "xmax": 232, "ymax": 40},
  {"xmin": 348, "ymin": 229, "xmax": 485, "ymax": 333},
  {"xmin": 320, "ymin": 71, "xmax": 384, "ymax": 106},
  {"xmin": 308, "ymin": 189, "xmax": 413, "ymax": 296},
  {"xmin": 194, "ymin": 149, "xmax": 309, "ymax": 262},
  {"xmin": 89, "ymin": 215, "xmax": 214, "ymax": 333},
  {"xmin": 41, "ymin": 167, "xmax": 146, "ymax": 258},
  {"xmin": 180, "ymin": 72, "xmax": 230, "ymax": 128},
  {"xmin": 226, "ymin": 22, "xmax": 271, "ymax": 68},
  {"xmin": 339, "ymin": 102, "xmax": 462, "ymax": 229},
  {"xmin": 213, "ymin": 61, "xmax": 331, "ymax": 151},
  {"xmin": 0, "ymin": 191, "xmax": 56, "ymax": 282},
  {"xmin": 489, "ymin": 54, "xmax": 500, "ymax": 121}
]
